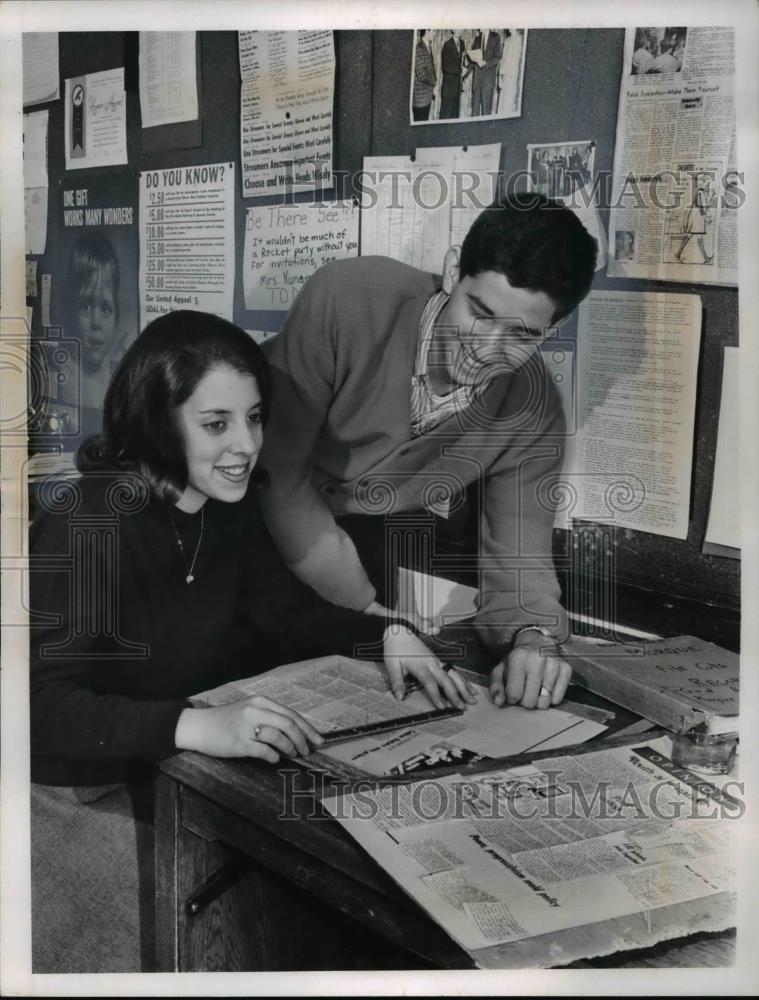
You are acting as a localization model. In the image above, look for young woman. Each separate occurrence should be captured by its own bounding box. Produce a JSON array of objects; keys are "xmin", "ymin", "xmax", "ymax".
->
[{"xmin": 30, "ymin": 309, "xmax": 474, "ymax": 972}]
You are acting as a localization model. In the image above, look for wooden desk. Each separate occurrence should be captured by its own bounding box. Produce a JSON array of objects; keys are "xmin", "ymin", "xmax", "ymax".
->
[{"xmin": 154, "ymin": 733, "xmax": 736, "ymax": 972}]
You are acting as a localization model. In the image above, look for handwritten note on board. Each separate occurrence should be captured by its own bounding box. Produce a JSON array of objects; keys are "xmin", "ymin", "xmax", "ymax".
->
[{"xmin": 243, "ymin": 201, "xmax": 358, "ymax": 311}]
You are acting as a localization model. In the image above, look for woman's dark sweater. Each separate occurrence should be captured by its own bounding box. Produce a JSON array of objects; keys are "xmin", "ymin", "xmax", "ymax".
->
[{"xmin": 29, "ymin": 473, "xmax": 389, "ymax": 786}]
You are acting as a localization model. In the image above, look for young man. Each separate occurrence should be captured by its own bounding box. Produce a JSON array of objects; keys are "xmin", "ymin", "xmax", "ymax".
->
[{"xmin": 259, "ymin": 195, "xmax": 597, "ymax": 710}]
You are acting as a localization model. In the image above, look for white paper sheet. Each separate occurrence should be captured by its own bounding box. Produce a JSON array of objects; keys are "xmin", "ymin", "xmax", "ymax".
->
[
  {"xmin": 40, "ymin": 273, "xmax": 51, "ymax": 327},
  {"xmin": 23, "ymin": 110, "xmax": 48, "ymax": 188},
  {"xmin": 246, "ymin": 329, "xmax": 279, "ymax": 346},
  {"xmin": 24, "ymin": 187, "xmax": 47, "ymax": 256},
  {"xmin": 360, "ymin": 144, "xmax": 500, "ymax": 270},
  {"xmin": 243, "ymin": 201, "xmax": 358, "ymax": 311},
  {"xmin": 22, "ymin": 33, "xmax": 60, "ymax": 106},
  {"xmin": 139, "ymin": 32, "xmax": 198, "ymax": 128},
  {"xmin": 239, "ymin": 30, "xmax": 335, "ymax": 198},
  {"xmin": 705, "ymin": 347, "xmax": 740, "ymax": 550},
  {"xmin": 25, "ymin": 260, "xmax": 37, "ymax": 298},
  {"xmin": 570, "ymin": 291, "xmax": 701, "ymax": 539},
  {"xmin": 139, "ymin": 161, "xmax": 235, "ymax": 327},
  {"xmin": 64, "ymin": 68, "xmax": 127, "ymax": 170},
  {"xmin": 396, "ymin": 567, "xmax": 477, "ymax": 627},
  {"xmin": 23, "ymin": 109, "xmax": 49, "ymax": 255}
]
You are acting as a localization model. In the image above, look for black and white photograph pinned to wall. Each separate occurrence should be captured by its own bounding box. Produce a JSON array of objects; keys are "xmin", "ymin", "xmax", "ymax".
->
[{"xmin": 409, "ymin": 28, "xmax": 527, "ymax": 125}]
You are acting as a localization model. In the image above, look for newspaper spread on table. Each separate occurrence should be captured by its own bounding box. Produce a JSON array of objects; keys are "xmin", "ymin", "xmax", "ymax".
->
[
  {"xmin": 608, "ymin": 27, "xmax": 737, "ymax": 286},
  {"xmin": 322, "ymin": 736, "xmax": 738, "ymax": 954},
  {"xmin": 194, "ymin": 655, "xmax": 607, "ymax": 777}
]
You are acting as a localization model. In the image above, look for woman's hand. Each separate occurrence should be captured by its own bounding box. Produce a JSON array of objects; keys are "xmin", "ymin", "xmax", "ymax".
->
[
  {"xmin": 489, "ymin": 630, "xmax": 572, "ymax": 710},
  {"xmin": 175, "ymin": 694, "xmax": 325, "ymax": 763},
  {"xmin": 364, "ymin": 599, "xmax": 440, "ymax": 637},
  {"xmin": 382, "ymin": 624, "xmax": 477, "ymax": 710}
]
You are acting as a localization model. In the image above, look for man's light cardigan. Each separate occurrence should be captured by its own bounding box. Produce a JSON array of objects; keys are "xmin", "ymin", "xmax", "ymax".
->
[{"xmin": 260, "ymin": 256, "xmax": 568, "ymax": 653}]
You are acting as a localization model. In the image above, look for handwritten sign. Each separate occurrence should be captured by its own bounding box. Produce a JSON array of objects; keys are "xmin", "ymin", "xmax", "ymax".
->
[{"xmin": 243, "ymin": 201, "xmax": 358, "ymax": 311}]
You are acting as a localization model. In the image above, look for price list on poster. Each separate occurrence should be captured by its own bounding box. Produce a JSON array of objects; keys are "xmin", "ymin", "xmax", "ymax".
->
[{"xmin": 139, "ymin": 161, "xmax": 235, "ymax": 328}]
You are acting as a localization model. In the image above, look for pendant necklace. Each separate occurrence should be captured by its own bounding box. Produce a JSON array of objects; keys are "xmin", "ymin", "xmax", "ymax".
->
[{"xmin": 167, "ymin": 505, "xmax": 204, "ymax": 584}]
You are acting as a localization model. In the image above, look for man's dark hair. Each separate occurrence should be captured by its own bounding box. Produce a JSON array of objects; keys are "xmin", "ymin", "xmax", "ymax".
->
[
  {"xmin": 78, "ymin": 309, "xmax": 271, "ymax": 502},
  {"xmin": 459, "ymin": 193, "xmax": 598, "ymax": 321}
]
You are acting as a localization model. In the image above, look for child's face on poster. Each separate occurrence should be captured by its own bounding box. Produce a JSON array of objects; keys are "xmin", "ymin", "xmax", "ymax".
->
[{"xmin": 76, "ymin": 266, "xmax": 117, "ymax": 374}]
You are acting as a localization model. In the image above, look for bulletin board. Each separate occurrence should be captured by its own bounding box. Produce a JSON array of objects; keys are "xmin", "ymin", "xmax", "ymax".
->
[{"xmin": 25, "ymin": 28, "xmax": 740, "ymax": 645}]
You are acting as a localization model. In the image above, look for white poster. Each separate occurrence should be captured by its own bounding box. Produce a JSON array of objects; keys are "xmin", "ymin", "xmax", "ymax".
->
[
  {"xmin": 64, "ymin": 68, "xmax": 128, "ymax": 170},
  {"xmin": 239, "ymin": 30, "xmax": 335, "ymax": 198},
  {"xmin": 243, "ymin": 201, "xmax": 358, "ymax": 312},
  {"xmin": 139, "ymin": 162, "xmax": 235, "ymax": 328},
  {"xmin": 608, "ymin": 27, "xmax": 737, "ymax": 285},
  {"xmin": 139, "ymin": 32, "xmax": 198, "ymax": 128}
]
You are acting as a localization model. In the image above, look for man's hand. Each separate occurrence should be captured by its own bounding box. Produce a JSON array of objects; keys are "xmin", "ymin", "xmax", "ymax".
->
[
  {"xmin": 489, "ymin": 630, "xmax": 572, "ymax": 709},
  {"xmin": 382, "ymin": 624, "xmax": 477, "ymax": 709}
]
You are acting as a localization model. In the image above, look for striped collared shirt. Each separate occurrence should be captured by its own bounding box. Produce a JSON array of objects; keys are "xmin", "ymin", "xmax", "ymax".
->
[{"xmin": 409, "ymin": 291, "xmax": 476, "ymax": 437}]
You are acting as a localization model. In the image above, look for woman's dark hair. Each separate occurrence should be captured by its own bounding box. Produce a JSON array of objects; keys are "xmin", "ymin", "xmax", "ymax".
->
[
  {"xmin": 77, "ymin": 310, "xmax": 272, "ymax": 501},
  {"xmin": 459, "ymin": 193, "xmax": 598, "ymax": 322}
]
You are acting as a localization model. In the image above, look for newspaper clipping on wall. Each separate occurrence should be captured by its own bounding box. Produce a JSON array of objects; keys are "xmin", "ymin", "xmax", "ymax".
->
[{"xmin": 608, "ymin": 26, "xmax": 738, "ymax": 286}]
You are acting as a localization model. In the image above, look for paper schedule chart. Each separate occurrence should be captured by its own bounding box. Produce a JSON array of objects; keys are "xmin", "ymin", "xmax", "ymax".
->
[{"xmin": 139, "ymin": 162, "xmax": 235, "ymax": 328}]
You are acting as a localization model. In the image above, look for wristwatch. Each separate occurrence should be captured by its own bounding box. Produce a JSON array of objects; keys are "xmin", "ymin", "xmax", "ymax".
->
[{"xmin": 510, "ymin": 624, "xmax": 556, "ymax": 649}]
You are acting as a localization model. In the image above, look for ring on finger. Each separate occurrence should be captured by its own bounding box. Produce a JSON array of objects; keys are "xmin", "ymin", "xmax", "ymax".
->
[
  {"xmin": 539, "ymin": 686, "xmax": 552, "ymax": 698},
  {"xmin": 254, "ymin": 725, "xmax": 262, "ymax": 738}
]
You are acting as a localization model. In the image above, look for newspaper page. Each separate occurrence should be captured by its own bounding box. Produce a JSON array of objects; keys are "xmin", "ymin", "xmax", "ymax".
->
[
  {"xmin": 568, "ymin": 290, "xmax": 701, "ymax": 539},
  {"xmin": 239, "ymin": 30, "xmax": 335, "ymax": 198},
  {"xmin": 323, "ymin": 737, "xmax": 739, "ymax": 955},
  {"xmin": 195, "ymin": 656, "xmax": 606, "ymax": 778},
  {"xmin": 360, "ymin": 144, "xmax": 500, "ymax": 270},
  {"xmin": 138, "ymin": 32, "xmax": 198, "ymax": 129},
  {"xmin": 608, "ymin": 27, "xmax": 738, "ymax": 285},
  {"xmin": 243, "ymin": 201, "xmax": 358, "ymax": 311},
  {"xmin": 138, "ymin": 161, "xmax": 235, "ymax": 328}
]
